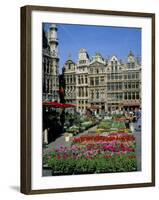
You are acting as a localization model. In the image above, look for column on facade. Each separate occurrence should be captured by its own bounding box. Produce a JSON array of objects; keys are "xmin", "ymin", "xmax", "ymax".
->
[{"xmin": 84, "ymin": 87, "xmax": 86, "ymax": 97}]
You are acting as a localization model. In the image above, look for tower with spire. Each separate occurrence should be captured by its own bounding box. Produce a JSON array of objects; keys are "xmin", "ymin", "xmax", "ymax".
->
[{"xmin": 42, "ymin": 24, "xmax": 59, "ymax": 101}]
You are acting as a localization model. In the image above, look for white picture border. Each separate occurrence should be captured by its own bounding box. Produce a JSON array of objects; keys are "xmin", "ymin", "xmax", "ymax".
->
[{"xmin": 31, "ymin": 10, "xmax": 152, "ymax": 190}]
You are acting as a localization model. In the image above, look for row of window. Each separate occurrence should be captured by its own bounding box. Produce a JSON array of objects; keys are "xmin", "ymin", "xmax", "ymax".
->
[
  {"xmin": 78, "ymin": 100, "xmax": 88, "ymax": 105},
  {"xmin": 127, "ymin": 62, "xmax": 135, "ymax": 69},
  {"xmin": 107, "ymin": 72, "xmax": 140, "ymax": 80},
  {"xmin": 107, "ymin": 93, "xmax": 123, "ymax": 101},
  {"xmin": 78, "ymin": 76, "xmax": 87, "ymax": 84},
  {"xmin": 108, "ymin": 66, "xmax": 122, "ymax": 72},
  {"xmin": 90, "ymin": 77, "xmax": 105, "ymax": 86},
  {"xmin": 65, "ymin": 75, "xmax": 91, "ymax": 84},
  {"xmin": 66, "ymin": 100, "xmax": 75, "ymax": 103},
  {"xmin": 109, "ymin": 61, "xmax": 121, "ymax": 72},
  {"xmin": 65, "ymin": 75, "xmax": 76, "ymax": 84},
  {"xmin": 79, "ymin": 60, "xmax": 87, "ymax": 64},
  {"xmin": 66, "ymin": 86, "xmax": 76, "ymax": 91},
  {"xmin": 78, "ymin": 87, "xmax": 88, "ymax": 97},
  {"xmin": 107, "ymin": 82, "xmax": 140, "ymax": 91},
  {"xmin": 89, "ymin": 67, "xmax": 105, "ymax": 74},
  {"xmin": 124, "ymin": 92, "xmax": 140, "ymax": 100},
  {"xmin": 107, "ymin": 83, "xmax": 122, "ymax": 91},
  {"xmin": 124, "ymin": 73, "xmax": 139, "ymax": 80},
  {"xmin": 107, "ymin": 73, "xmax": 122, "ymax": 80},
  {"xmin": 107, "ymin": 92, "xmax": 140, "ymax": 101},
  {"xmin": 65, "ymin": 74, "xmax": 140, "ymax": 85},
  {"xmin": 124, "ymin": 82, "xmax": 140, "ymax": 89},
  {"xmin": 90, "ymin": 89, "xmax": 105, "ymax": 99},
  {"xmin": 65, "ymin": 72, "xmax": 140, "ymax": 84}
]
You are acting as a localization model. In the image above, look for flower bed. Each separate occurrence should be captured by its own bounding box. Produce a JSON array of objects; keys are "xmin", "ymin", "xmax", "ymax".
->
[
  {"xmin": 43, "ymin": 133, "xmax": 137, "ymax": 175},
  {"xmin": 73, "ymin": 134, "xmax": 135, "ymax": 144},
  {"xmin": 97, "ymin": 119, "xmax": 132, "ymax": 134}
]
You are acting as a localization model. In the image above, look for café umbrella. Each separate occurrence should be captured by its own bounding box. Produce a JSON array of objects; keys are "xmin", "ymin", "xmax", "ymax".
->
[{"xmin": 43, "ymin": 101, "xmax": 76, "ymax": 108}]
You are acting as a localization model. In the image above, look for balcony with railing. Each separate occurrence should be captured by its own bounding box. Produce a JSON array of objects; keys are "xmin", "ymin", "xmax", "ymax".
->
[{"xmin": 48, "ymin": 37, "xmax": 58, "ymax": 43}]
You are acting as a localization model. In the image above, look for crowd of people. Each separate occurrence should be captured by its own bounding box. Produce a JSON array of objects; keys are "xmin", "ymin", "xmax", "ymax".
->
[
  {"xmin": 106, "ymin": 107, "xmax": 141, "ymax": 132},
  {"xmin": 124, "ymin": 108, "xmax": 141, "ymax": 131}
]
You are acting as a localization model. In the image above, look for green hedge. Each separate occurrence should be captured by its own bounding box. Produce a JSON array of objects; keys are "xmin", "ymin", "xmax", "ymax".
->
[
  {"xmin": 47, "ymin": 154, "xmax": 137, "ymax": 175},
  {"xmin": 97, "ymin": 120, "xmax": 126, "ymax": 131}
]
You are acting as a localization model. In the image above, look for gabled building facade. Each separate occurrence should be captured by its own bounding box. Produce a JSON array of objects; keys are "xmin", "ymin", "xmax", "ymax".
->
[{"xmin": 64, "ymin": 49, "xmax": 141, "ymax": 114}]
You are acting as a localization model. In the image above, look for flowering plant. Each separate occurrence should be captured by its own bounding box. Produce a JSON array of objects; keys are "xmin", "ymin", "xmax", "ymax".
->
[
  {"xmin": 43, "ymin": 131, "xmax": 137, "ymax": 175},
  {"xmin": 73, "ymin": 134, "xmax": 135, "ymax": 144}
]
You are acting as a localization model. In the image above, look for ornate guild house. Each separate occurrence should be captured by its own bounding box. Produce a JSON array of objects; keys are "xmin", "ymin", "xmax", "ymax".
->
[{"xmin": 64, "ymin": 49, "xmax": 141, "ymax": 114}]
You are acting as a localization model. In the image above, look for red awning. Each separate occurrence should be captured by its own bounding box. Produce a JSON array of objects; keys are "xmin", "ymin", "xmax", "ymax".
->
[
  {"xmin": 63, "ymin": 103, "xmax": 76, "ymax": 108},
  {"xmin": 43, "ymin": 101, "xmax": 76, "ymax": 108},
  {"xmin": 43, "ymin": 101, "xmax": 63, "ymax": 108}
]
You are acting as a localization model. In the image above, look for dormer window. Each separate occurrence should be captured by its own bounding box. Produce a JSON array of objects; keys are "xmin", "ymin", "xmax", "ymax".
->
[
  {"xmin": 127, "ymin": 62, "xmax": 135, "ymax": 69},
  {"xmin": 68, "ymin": 63, "xmax": 71, "ymax": 70},
  {"xmin": 79, "ymin": 60, "xmax": 86, "ymax": 64}
]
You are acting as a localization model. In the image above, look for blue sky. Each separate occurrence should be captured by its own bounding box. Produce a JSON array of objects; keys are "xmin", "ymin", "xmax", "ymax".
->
[{"xmin": 43, "ymin": 23, "xmax": 141, "ymax": 72}]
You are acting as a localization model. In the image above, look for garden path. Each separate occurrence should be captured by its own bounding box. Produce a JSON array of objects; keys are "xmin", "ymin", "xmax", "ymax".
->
[{"xmin": 43, "ymin": 125, "xmax": 97, "ymax": 155}]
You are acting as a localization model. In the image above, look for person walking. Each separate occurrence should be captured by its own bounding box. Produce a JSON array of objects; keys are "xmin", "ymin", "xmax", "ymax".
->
[
  {"xmin": 124, "ymin": 111, "xmax": 130, "ymax": 129},
  {"xmin": 129, "ymin": 112, "xmax": 135, "ymax": 133},
  {"xmin": 135, "ymin": 108, "xmax": 141, "ymax": 131}
]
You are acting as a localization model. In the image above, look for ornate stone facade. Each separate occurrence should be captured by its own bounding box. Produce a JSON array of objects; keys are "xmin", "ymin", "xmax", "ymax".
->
[
  {"xmin": 63, "ymin": 58, "xmax": 76, "ymax": 104},
  {"xmin": 106, "ymin": 52, "xmax": 141, "ymax": 111},
  {"xmin": 64, "ymin": 49, "xmax": 141, "ymax": 114},
  {"xmin": 42, "ymin": 24, "xmax": 59, "ymax": 102}
]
